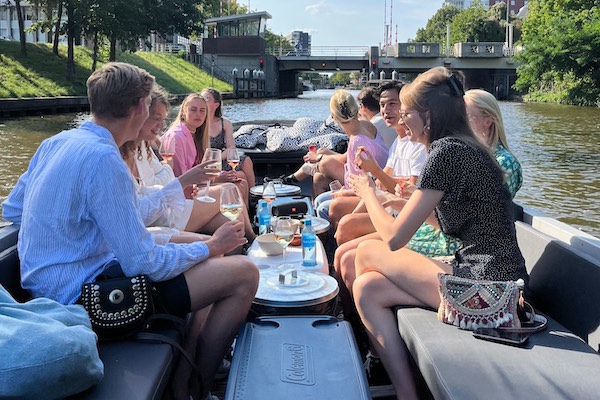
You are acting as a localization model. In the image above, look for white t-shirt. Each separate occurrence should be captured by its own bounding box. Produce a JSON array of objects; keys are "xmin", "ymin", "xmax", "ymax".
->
[
  {"xmin": 371, "ymin": 113, "xmax": 398, "ymax": 149},
  {"xmin": 385, "ymin": 136, "xmax": 428, "ymax": 177}
]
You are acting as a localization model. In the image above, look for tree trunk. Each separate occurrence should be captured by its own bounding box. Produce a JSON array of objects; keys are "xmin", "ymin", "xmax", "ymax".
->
[
  {"xmin": 65, "ymin": 0, "xmax": 75, "ymax": 81},
  {"xmin": 109, "ymin": 36, "xmax": 117, "ymax": 61},
  {"xmin": 91, "ymin": 30, "xmax": 99, "ymax": 72},
  {"xmin": 14, "ymin": 0, "xmax": 27, "ymax": 56},
  {"xmin": 52, "ymin": 0, "xmax": 63, "ymax": 55}
]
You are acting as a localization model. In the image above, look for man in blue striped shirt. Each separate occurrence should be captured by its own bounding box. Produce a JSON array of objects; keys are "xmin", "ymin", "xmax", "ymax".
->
[{"xmin": 2, "ymin": 62, "xmax": 258, "ymax": 400}]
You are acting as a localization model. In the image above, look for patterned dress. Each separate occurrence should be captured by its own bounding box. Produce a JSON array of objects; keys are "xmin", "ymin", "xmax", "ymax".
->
[{"xmin": 407, "ymin": 143, "xmax": 523, "ymax": 259}]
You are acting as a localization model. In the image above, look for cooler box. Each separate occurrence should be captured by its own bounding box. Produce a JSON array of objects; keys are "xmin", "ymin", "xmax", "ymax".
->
[{"xmin": 225, "ymin": 315, "xmax": 371, "ymax": 400}]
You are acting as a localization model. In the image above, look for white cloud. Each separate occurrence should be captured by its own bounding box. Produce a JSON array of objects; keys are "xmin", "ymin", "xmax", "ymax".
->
[{"xmin": 305, "ymin": 1, "xmax": 327, "ymax": 16}]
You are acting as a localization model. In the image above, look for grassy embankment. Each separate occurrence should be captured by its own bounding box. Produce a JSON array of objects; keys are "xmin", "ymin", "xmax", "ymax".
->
[{"xmin": 0, "ymin": 41, "xmax": 231, "ymax": 98}]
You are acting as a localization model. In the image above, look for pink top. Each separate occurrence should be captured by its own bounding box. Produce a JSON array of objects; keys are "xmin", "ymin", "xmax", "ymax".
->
[
  {"xmin": 162, "ymin": 122, "xmax": 196, "ymax": 177},
  {"xmin": 345, "ymin": 133, "xmax": 389, "ymax": 188}
]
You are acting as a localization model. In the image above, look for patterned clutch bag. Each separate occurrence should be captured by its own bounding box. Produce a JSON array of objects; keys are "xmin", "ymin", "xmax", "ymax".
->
[{"xmin": 437, "ymin": 274, "xmax": 523, "ymax": 331}]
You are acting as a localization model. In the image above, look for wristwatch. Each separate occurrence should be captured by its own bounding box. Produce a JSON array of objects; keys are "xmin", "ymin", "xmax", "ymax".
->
[{"xmin": 316, "ymin": 154, "xmax": 324, "ymax": 162}]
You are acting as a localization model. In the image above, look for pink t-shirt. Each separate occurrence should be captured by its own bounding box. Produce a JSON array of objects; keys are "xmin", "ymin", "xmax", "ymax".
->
[
  {"xmin": 162, "ymin": 122, "xmax": 196, "ymax": 177},
  {"xmin": 344, "ymin": 133, "xmax": 389, "ymax": 187}
]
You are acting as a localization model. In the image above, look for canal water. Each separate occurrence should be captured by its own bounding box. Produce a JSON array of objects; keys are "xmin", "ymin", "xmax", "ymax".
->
[{"xmin": 1, "ymin": 90, "xmax": 599, "ymax": 238}]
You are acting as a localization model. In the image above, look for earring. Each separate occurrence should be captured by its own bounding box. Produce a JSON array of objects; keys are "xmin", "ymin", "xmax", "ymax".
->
[{"xmin": 424, "ymin": 125, "xmax": 430, "ymax": 135}]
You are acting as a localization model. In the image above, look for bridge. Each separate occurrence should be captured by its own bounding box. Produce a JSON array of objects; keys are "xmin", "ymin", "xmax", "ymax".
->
[{"xmin": 269, "ymin": 43, "xmax": 518, "ymax": 73}]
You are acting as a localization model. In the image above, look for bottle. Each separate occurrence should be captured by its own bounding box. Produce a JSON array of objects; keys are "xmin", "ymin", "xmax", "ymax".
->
[
  {"xmin": 257, "ymin": 200, "xmax": 271, "ymax": 235},
  {"xmin": 302, "ymin": 219, "xmax": 317, "ymax": 267}
]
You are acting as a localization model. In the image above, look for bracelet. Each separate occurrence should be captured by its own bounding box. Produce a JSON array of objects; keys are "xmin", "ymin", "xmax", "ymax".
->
[{"xmin": 317, "ymin": 154, "xmax": 324, "ymax": 162}]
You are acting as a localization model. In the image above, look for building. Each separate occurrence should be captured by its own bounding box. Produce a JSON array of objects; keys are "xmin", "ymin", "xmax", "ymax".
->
[
  {"xmin": 286, "ymin": 31, "xmax": 311, "ymax": 56},
  {"xmin": 0, "ymin": 1, "xmax": 57, "ymax": 43}
]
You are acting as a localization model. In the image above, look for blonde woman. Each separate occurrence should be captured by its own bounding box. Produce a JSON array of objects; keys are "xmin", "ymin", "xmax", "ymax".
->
[
  {"xmin": 464, "ymin": 89, "xmax": 522, "ymax": 196},
  {"xmin": 313, "ymin": 89, "xmax": 388, "ymax": 220},
  {"xmin": 161, "ymin": 93, "xmax": 210, "ymax": 177}
]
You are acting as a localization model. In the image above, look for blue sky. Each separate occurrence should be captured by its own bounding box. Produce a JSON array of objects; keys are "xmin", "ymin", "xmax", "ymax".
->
[{"xmin": 247, "ymin": 0, "xmax": 446, "ymax": 47}]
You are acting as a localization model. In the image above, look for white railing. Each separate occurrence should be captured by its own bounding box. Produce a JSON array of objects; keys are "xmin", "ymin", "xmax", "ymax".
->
[{"xmin": 267, "ymin": 46, "xmax": 369, "ymax": 57}]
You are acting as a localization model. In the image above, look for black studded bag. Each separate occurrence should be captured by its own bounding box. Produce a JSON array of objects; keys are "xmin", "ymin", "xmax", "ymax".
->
[{"xmin": 80, "ymin": 275, "xmax": 153, "ymax": 340}]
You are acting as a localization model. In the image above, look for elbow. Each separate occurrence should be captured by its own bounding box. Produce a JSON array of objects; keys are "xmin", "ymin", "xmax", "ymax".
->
[{"xmin": 386, "ymin": 236, "xmax": 403, "ymax": 252}]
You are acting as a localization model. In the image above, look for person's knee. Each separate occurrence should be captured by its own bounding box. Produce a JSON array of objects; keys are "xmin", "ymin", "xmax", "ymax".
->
[
  {"xmin": 335, "ymin": 217, "xmax": 353, "ymax": 244},
  {"xmin": 339, "ymin": 250, "xmax": 357, "ymax": 283},
  {"xmin": 352, "ymin": 273, "xmax": 380, "ymax": 308},
  {"xmin": 229, "ymin": 256, "xmax": 259, "ymax": 291}
]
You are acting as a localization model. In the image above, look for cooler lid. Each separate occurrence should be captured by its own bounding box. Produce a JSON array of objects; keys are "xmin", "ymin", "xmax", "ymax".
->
[{"xmin": 254, "ymin": 270, "xmax": 339, "ymax": 307}]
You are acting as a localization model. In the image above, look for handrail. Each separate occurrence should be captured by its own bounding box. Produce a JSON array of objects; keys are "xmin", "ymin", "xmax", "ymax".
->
[{"xmin": 266, "ymin": 46, "xmax": 369, "ymax": 57}]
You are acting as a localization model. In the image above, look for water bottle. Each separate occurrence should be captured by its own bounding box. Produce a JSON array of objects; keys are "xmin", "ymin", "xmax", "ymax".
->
[
  {"xmin": 302, "ymin": 219, "xmax": 317, "ymax": 267},
  {"xmin": 257, "ymin": 200, "xmax": 271, "ymax": 235}
]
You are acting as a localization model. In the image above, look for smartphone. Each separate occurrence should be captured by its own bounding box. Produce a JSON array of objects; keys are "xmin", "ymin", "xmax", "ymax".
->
[{"xmin": 473, "ymin": 328, "xmax": 530, "ymax": 346}]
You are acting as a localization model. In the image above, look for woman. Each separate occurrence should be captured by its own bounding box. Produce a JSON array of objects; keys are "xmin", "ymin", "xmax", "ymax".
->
[
  {"xmin": 348, "ymin": 67, "xmax": 527, "ymax": 400},
  {"xmin": 202, "ymin": 87, "xmax": 256, "ymax": 187},
  {"xmin": 464, "ymin": 88, "xmax": 522, "ymax": 196},
  {"xmin": 122, "ymin": 88, "xmax": 256, "ymax": 242},
  {"xmin": 313, "ymin": 89, "xmax": 388, "ymax": 221},
  {"xmin": 163, "ymin": 92, "xmax": 249, "ymax": 204}
]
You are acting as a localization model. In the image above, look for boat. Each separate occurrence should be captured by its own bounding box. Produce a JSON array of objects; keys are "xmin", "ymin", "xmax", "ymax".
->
[
  {"xmin": 1, "ymin": 121, "xmax": 599, "ymax": 399},
  {"xmin": 301, "ymin": 80, "xmax": 315, "ymax": 91}
]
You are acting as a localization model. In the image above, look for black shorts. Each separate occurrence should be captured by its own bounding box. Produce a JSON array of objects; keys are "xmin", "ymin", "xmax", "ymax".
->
[{"xmin": 92, "ymin": 260, "xmax": 191, "ymax": 318}]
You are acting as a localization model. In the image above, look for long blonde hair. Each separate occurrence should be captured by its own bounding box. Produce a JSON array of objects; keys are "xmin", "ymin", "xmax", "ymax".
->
[
  {"xmin": 464, "ymin": 89, "xmax": 509, "ymax": 150},
  {"xmin": 168, "ymin": 93, "xmax": 209, "ymax": 164}
]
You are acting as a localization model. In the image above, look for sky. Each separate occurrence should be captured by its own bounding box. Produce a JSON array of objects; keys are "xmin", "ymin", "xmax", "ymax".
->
[{"xmin": 246, "ymin": 0, "xmax": 447, "ymax": 47}]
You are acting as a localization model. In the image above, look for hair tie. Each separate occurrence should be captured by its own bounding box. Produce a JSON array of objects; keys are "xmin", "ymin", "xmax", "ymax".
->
[{"xmin": 446, "ymin": 74, "xmax": 465, "ymax": 97}]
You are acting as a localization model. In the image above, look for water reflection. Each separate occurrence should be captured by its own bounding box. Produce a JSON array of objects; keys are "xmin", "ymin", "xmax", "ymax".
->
[{"xmin": 0, "ymin": 91, "xmax": 598, "ymax": 237}]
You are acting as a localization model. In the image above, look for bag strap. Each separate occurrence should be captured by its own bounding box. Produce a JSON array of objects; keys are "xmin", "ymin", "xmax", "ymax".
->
[
  {"xmin": 498, "ymin": 300, "xmax": 548, "ymax": 334},
  {"xmin": 135, "ymin": 332, "xmax": 200, "ymax": 374}
]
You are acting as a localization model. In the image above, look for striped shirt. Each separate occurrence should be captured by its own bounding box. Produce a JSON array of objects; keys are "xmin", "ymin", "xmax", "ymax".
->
[{"xmin": 2, "ymin": 121, "xmax": 209, "ymax": 304}]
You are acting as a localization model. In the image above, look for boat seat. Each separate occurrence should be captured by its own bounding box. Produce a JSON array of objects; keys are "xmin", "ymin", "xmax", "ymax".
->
[
  {"xmin": 395, "ymin": 221, "xmax": 600, "ymax": 399},
  {"xmin": 0, "ymin": 224, "xmax": 181, "ymax": 400}
]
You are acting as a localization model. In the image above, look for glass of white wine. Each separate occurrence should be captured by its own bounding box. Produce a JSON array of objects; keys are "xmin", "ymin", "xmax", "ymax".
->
[
  {"xmin": 197, "ymin": 148, "xmax": 222, "ymax": 203},
  {"xmin": 219, "ymin": 185, "xmax": 243, "ymax": 221},
  {"xmin": 274, "ymin": 216, "xmax": 295, "ymax": 269}
]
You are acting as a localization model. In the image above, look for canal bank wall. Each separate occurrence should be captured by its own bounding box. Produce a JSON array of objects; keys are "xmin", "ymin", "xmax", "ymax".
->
[{"xmin": 0, "ymin": 92, "xmax": 236, "ymax": 118}]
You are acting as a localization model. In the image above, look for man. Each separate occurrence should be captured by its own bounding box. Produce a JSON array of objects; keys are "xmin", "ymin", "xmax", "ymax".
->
[
  {"xmin": 357, "ymin": 86, "xmax": 397, "ymax": 149},
  {"xmin": 2, "ymin": 62, "xmax": 257, "ymax": 400},
  {"xmin": 330, "ymin": 81, "xmax": 428, "ymax": 244}
]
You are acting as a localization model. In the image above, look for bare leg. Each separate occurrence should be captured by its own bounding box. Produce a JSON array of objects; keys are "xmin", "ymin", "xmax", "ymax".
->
[
  {"xmin": 328, "ymin": 196, "xmax": 361, "ymax": 231},
  {"xmin": 240, "ymin": 157, "xmax": 256, "ymax": 187},
  {"xmin": 173, "ymin": 256, "xmax": 258, "ymax": 400},
  {"xmin": 335, "ymin": 213, "xmax": 376, "ymax": 245},
  {"xmin": 353, "ymin": 240, "xmax": 451, "ymax": 400}
]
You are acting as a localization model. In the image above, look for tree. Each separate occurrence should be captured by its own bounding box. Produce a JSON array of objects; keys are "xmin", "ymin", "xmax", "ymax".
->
[
  {"xmin": 13, "ymin": 0, "xmax": 27, "ymax": 56},
  {"xmin": 264, "ymin": 29, "xmax": 291, "ymax": 53},
  {"xmin": 415, "ymin": 5, "xmax": 461, "ymax": 45},
  {"xmin": 450, "ymin": 2, "xmax": 504, "ymax": 43},
  {"xmin": 515, "ymin": 0, "xmax": 600, "ymax": 106},
  {"xmin": 329, "ymin": 72, "xmax": 351, "ymax": 87}
]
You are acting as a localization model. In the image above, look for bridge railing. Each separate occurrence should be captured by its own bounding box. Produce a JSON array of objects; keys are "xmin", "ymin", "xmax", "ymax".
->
[{"xmin": 266, "ymin": 46, "xmax": 369, "ymax": 57}]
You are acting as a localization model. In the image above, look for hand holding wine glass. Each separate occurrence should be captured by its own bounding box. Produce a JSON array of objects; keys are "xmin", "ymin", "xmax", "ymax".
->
[
  {"xmin": 197, "ymin": 148, "xmax": 222, "ymax": 203},
  {"xmin": 220, "ymin": 185, "xmax": 244, "ymax": 221},
  {"xmin": 274, "ymin": 216, "xmax": 295, "ymax": 269},
  {"xmin": 392, "ymin": 158, "xmax": 411, "ymax": 197}
]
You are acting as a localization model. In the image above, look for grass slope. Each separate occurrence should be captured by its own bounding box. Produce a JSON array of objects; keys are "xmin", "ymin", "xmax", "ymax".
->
[{"xmin": 0, "ymin": 41, "xmax": 231, "ymax": 98}]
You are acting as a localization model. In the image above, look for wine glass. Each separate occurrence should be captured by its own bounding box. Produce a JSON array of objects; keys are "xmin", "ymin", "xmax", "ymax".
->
[
  {"xmin": 262, "ymin": 180, "xmax": 277, "ymax": 204},
  {"xmin": 219, "ymin": 185, "xmax": 244, "ymax": 221},
  {"xmin": 274, "ymin": 216, "xmax": 295, "ymax": 269},
  {"xmin": 226, "ymin": 148, "xmax": 240, "ymax": 170},
  {"xmin": 308, "ymin": 143, "xmax": 318, "ymax": 153},
  {"xmin": 159, "ymin": 137, "xmax": 176, "ymax": 163},
  {"xmin": 392, "ymin": 158, "xmax": 411, "ymax": 197},
  {"xmin": 197, "ymin": 148, "xmax": 222, "ymax": 203}
]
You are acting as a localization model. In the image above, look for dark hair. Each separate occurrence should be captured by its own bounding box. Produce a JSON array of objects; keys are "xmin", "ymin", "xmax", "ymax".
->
[
  {"xmin": 375, "ymin": 80, "xmax": 404, "ymax": 98},
  {"xmin": 201, "ymin": 87, "xmax": 223, "ymax": 118},
  {"xmin": 357, "ymin": 87, "xmax": 380, "ymax": 113}
]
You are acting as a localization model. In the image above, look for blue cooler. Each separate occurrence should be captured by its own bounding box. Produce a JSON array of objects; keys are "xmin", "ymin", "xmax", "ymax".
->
[{"xmin": 226, "ymin": 315, "xmax": 371, "ymax": 400}]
